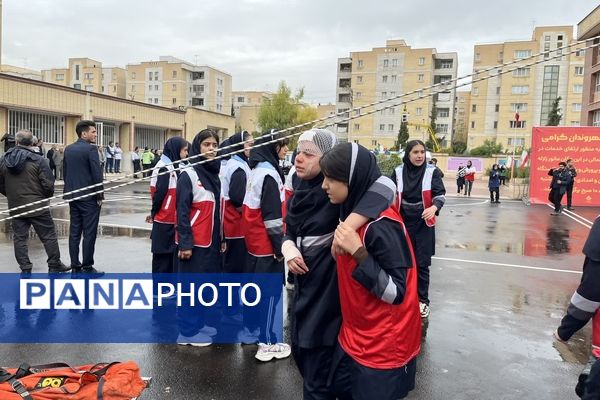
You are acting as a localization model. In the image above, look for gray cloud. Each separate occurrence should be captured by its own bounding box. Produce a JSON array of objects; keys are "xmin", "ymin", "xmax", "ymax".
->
[{"xmin": 3, "ymin": 0, "xmax": 597, "ymax": 103}]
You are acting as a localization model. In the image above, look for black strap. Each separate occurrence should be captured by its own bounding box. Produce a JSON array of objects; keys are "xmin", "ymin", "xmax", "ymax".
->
[
  {"xmin": 90, "ymin": 362, "xmax": 120, "ymax": 378},
  {"xmin": 8, "ymin": 378, "xmax": 33, "ymax": 400},
  {"xmin": 96, "ymin": 377, "xmax": 105, "ymax": 400},
  {"xmin": 0, "ymin": 367, "xmax": 15, "ymax": 384}
]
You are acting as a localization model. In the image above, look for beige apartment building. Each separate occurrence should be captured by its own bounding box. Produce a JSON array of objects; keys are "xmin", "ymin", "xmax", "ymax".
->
[
  {"xmin": 578, "ymin": 6, "xmax": 600, "ymax": 126},
  {"xmin": 126, "ymin": 56, "xmax": 232, "ymax": 116},
  {"xmin": 0, "ymin": 73, "xmax": 234, "ymax": 172},
  {"xmin": 0, "ymin": 65, "xmax": 42, "ymax": 80},
  {"xmin": 453, "ymin": 90, "xmax": 471, "ymax": 144},
  {"xmin": 335, "ymin": 39, "xmax": 458, "ymax": 149},
  {"xmin": 232, "ymin": 91, "xmax": 272, "ymax": 133},
  {"xmin": 468, "ymin": 26, "xmax": 585, "ymax": 150}
]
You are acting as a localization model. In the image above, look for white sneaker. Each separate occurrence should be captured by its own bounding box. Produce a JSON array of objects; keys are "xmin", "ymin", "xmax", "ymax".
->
[
  {"xmin": 199, "ymin": 325, "xmax": 218, "ymax": 337},
  {"xmin": 420, "ymin": 302, "xmax": 430, "ymax": 319},
  {"xmin": 255, "ymin": 343, "xmax": 291, "ymax": 362},
  {"xmin": 176, "ymin": 332, "xmax": 212, "ymax": 347},
  {"xmin": 237, "ymin": 328, "xmax": 259, "ymax": 345}
]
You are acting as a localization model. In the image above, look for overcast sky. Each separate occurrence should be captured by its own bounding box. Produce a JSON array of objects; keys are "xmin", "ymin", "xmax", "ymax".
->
[{"xmin": 2, "ymin": 0, "xmax": 598, "ymax": 104}]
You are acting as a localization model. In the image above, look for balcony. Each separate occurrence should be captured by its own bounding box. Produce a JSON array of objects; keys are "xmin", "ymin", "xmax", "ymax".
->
[{"xmin": 339, "ymin": 63, "xmax": 352, "ymax": 73}]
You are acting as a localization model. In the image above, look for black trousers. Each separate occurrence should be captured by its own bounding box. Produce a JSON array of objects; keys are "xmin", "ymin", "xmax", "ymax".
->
[
  {"xmin": 105, "ymin": 158, "xmax": 114, "ymax": 173},
  {"xmin": 142, "ymin": 163, "xmax": 152, "ymax": 178},
  {"xmin": 582, "ymin": 358, "xmax": 600, "ymax": 400},
  {"xmin": 114, "ymin": 159, "xmax": 121, "ymax": 173},
  {"xmin": 68, "ymin": 200, "xmax": 101, "ymax": 267},
  {"xmin": 418, "ymin": 264, "xmax": 430, "ymax": 305},
  {"xmin": 553, "ymin": 190, "xmax": 565, "ymax": 213},
  {"xmin": 247, "ymin": 255, "xmax": 284, "ymax": 344},
  {"xmin": 567, "ymin": 184, "xmax": 574, "ymax": 208},
  {"xmin": 489, "ymin": 187, "xmax": 499, "ymax": 202},
  {"xmin": 293, "ymin": 345, "xmax": 336, "ymax": 400},
  {"xmin": 152, "ymin": 253, "xmax": 175, "ymax": 274},
  {"xmin": 12, "ymin": 212, "xmax": 62, "ymax": 271},
  {"xmin": 133, "ymin": 160, "xmax": 141, "ymax": 178}
]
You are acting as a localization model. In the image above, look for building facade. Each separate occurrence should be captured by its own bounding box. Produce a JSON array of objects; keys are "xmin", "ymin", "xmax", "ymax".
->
[
  {"xmin": 232, "ymin": 91, "xmax": 272, "ymax": 133},
  {"xmin": 335, "ymin": 40, "xmax": 458, "ymax": 150},
  {"xmin": 126, "ymin": 56, "xmax": 232, "ymax": 116},
  {"xmin": 468, "ymin": 26, "xmax": 585, "ymax": 150},
  {"xmin": 578, "ymin": 6, "xmax": 600, "ymax": 126},
  {"xmin": 453, "ymin": 90, "xmax": 471, "ymax": 145},
  {"xmin": 0, "ymin": 65, "xmax": 42, "ymax": 80}
]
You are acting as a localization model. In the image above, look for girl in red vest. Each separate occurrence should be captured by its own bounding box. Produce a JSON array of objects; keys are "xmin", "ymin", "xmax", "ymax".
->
[
  {"xmin": 320, "ymin": 143, "xmax": 421, "ymax": 400},
  {"xmin": 463, "ymin": 160, "xmax": 476, "ymax": 196},
  {"xmin": 175, "ymin": 129, "xmax": 222, "ymax": 346},
  {"xmin": 391, "ymin": 140, "xmax": 445, "ymax": 319},
  {"xmin": 148, "ymin": 136, "xmax": 188, "ymax": 274}
]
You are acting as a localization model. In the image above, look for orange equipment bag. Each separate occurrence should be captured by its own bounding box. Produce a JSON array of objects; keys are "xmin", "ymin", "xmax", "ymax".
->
[{"xmin": 0, "ymin": 361, "xmax": 147, "ymax": 400}]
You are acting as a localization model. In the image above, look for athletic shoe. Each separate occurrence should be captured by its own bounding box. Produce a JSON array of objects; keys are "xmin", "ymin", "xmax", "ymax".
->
[
  {"xmin": 48, "ymin": 263, "xmax": 71, "ymax": 273},
  {"xmin": 199, "ymin": 325, "xmax": 218, "ymax": 337},
  {"xmin": 255, "ymin": 343, "xmax": 291, "ymax": 362},
  {"xmin": 567, "ymin": 207, "xmax": 575, "ymax": 211},
  {"xmin": 420, "ymin": 302, "xmax": 430, "ymax": 319},
  {"xmin": 550, "ymin": 212, "xmax": 560, "ymax": 216},
  {"xmin": 177, "ymin": 332, "xmax": 212, "ymax": 347},
  {"xmin": 237, "ymin": 328, "xmax": 259, "ymax": 345}
]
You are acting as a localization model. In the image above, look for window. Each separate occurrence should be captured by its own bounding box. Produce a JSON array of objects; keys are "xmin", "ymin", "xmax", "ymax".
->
[
  {"xmin": 416, "ymin": 107, "xmax": 422, "ymax": 116},
  {"xmin": 438, "ymin": 108, "xmax": 450, "ymax": 118},
  {"xmin": 382, "ymin": 75, "xmax": 388, "ymax": 83},
  {"xmin": 573, "ymin": 84, "xmax": 583, "ymax": 94},
  {"xmin": 436, "ymin": 124, "xmax": 448, "ymax": 134},
  {"xmin": 472, "ymin": 104, "xmax": 477, "ymax": 112},
  {"xmin": 390, "ymin": 91, "xmax": 396, "ymax": 98},
  {"xmin": 392, "ymin": 59, "xmax": 398, "ymax": 67},
  {"xmin": 55, "ymin": 73, "xmax": 64, "ymax": 81},
  {"xmin": 237, "ymin": 97, "xmax": 245, "ymax": 103},
  {"xmin": 379, "ymin": 124, "xmax": 385, "ymax": 131},
  {"xmin": 596, "ymin": 74, "xmax": 600, "ymax": 92},
  {"xmin": 473, "ymin": 87, "xmax": 479, "ymax": 96},
  {"xmin": 84, "ymin": 73, "xmax": 93, "ymax": 80},
  {"xmin": 513, "ymin": 68, "xmax": 530, "ymax": 77},
  {"xmin": 417, "ymin": 90, "xmax": 423, "ymax": 97},
  {"xmin": 356, "ymin": 92, "xmax": 362, "ymax": 99},
  {"xmin": 371, "ymin": 140, "xmax": 377, "ymax": 146},
  {"xmin": 101, "ymin": 86, "xmax": 104, "ymax": 92},
  {"xmin": 381, "ymin": 92, "xmax": 387, "ymax": 98},
  {"xmin": 572, "ymin": 103, "xmax": 582, "ymax": 112},
  {"xmin": 75, "ymin": 65, "xmax": 80, "ymax": 80},
  {"xmin": 192, "ymin": 71, "xmax": 205, "ymax": 80},
  {"xmin": 357, "ymin": 60, "xmax": 364, "ymax": 68},
  {"xmin": 418, "ymin": 74, "xmax": 424, "ymax": 82},
  {"xmin": 508, "ymin": 138, "xmax": 525, "ymax": 147},
  {"xmin": 148, "ymin": 72, "xmax": 152, "ymax": 80},
  {"xmin": 148, "ymin": 85, "xmax": 152, "ymax": 91},
  {"xmin": 545, "ymin": 35, "xmax": 551, "ymax": 41},
  {"xmin": 172, "ymin": 71, "xmax": 177, "ymax": 78},
  {"xmin": 154, "ymin": 72, "xmax": 159, "ymax": 80},
  {"xmin": 576, "ymin": 49, "xmax": 585, "ymax": 57},
  {"xmin": 571, "ymin": 121, "xmax": 581, "ymax": 126},
  {"xmin": 474, "ymin": 53, "xmax": 481, "ymax": 62},
  {"xmin": 217, "ymin": 78, "xmax": 223, "ymax": 85},
  {"xmin": 511, "ymin": 85, "xmax": 529, "ymax": 94},
  {"xmin": 154, "ymin": 85, "xmax": 159, "ymax": 90},
  {"xmin": 383, "ymin": 59, "xmax": 389, "ymax": 67},
  {"xmin": 388, "ymin": 124, "xmax": 394, "ymax": 131},
  {"xmin": 391, "ymin": 75, "xmax": 397, "ymax": 83},
  {"xmin": 439, "ymin": 60, "xmax": 453, "ymax": 69},
  {"xmin": 8, "ymin": 110, "xmax": 65, "ymax": 145},
  {"xmin": 418, "ymin": 57, "xmax": 425, "ymax": 65},
  {"xmin": 172, "ymin": 84, "xmax": 177, "ymax": 91},
  {"xmin": 594, "ymin": 111, "xmax": 600, "ymax": 127},
  {"xmin": 514, "ymin": 50, "xmax": 532, "ymax": 59},
  {"xmin": 557, "ymin": 35, "xmax": 563, "ymax": 41},
  {"xmin": 131, "ymin": 85, "xmax": 135, "ymax": 91},
  {"xmin": 172, "ymin": 98, "xmax": 177, "ymax": 105},
  {"xmin": 509, "ymin": 121, "xmax": 526, "ymax": 129},
  {"xmin": 471, "ymin": 121, "xmax": 475, "ymax": 129},
  {"xmin": 493, "ymin": 121, "xmax": 498, "ymax": 129},
  {"xmin": 147, "ymin": 98, "xmax": 152, "ymax": 103},
  {"xmin": 354, "ymin": 123, "xmax": 360, "ymax": 131},
  {"xmin": 112, "ymin": 86, "xmax": 116, "ymax": 93},
  {"xmin": 154, "ymin": 98, "xmax": 159, "ymax": 104},
  {"xmin": 575, "ymin": 66, "xmax": 584, "ymax": 76},
  {"xmin": 357, "ymin": 76, "xmax": 363, "ymax": 83},
  {"xmin": 84, "ymin": 85, "xmax": 94, "ymax": 92},
  {"xmin": 131, "ymin": 72, "xmax": 136, "ymax": 79},
  {"xmin": 495, "ymin": 104, "xmax": 500, "ymax": 112},
  {"xmin": 511, "ymin": 103, "xmax": 527, "ymax": 112},
  {"xmin": 496, "ymin": 87, "xmax": 501, "ymax": 95}
]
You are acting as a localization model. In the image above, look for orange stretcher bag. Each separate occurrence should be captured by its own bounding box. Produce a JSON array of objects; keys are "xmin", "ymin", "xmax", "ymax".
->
[{"xmin": 0, "ymin": 361, "xmax": 147, "ymax": 400}]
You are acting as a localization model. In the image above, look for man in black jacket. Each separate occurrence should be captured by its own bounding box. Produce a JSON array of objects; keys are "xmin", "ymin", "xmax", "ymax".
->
[
  {"xmin": 63, "ymin": 120, "xmax": 104, "ymax": 273},
  {"xmin": 0, "ymin": 129, "xmax": 69, "ymax": 273},
  {"xmin": 566, "ymin": 158, "xmax": 577, "ymax": 210},
  {"xmin": 548, "ymin": 162, "xmax": 572, "ymax": 215}
]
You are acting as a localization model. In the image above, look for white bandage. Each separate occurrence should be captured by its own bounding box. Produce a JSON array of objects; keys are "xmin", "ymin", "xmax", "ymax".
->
[{"xmin": 281, "ymin": 240, "xmax": 303, "ymax": 269}]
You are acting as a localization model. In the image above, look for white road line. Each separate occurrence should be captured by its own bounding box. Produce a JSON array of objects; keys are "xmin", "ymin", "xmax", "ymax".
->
[
  {"xmin": 446, "ymin": 200, "xmax": 489, "ymax": 207},
  {"xmin": 53, "ymin": 218, "xmax": 151, "ymax": 231},
  {"xmin": 433, "ymin": 256, "xmax": 582, "ymax": 275},
  {"xmin": 562, "ymin": 208, "xmax": 596, "ymax": 225},
  {"xmin": 545, "ymin": 204, "xmax": 592, "ymax": 229}
]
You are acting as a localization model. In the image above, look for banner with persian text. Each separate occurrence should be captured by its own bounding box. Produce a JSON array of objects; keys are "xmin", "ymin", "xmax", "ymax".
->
[{"xmin": 530, "ymin": 127, "xmax": 600, "ymax": 206}]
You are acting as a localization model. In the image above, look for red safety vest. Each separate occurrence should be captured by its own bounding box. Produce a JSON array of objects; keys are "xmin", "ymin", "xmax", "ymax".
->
[
  {"xmin": 242, "ymin": 163, "xmax": 284, "ymax": 257},
  {"xmin": 221, "ymin": 156, "xmax": 251, "ymax": 239},
  {"xmin": 337, "ymin": 207, "xmax": 421, "ymax": 369},
  {"xmin": 150, "ymin": 159, "xmax": 177, "ymax": 224},
  {"xmin": 175, "ymin": 168, "xmax": 216, "ymax": 248},
  {"xmin": 394, "ymin": 164, "xmax": 436, "ymax": 227}
]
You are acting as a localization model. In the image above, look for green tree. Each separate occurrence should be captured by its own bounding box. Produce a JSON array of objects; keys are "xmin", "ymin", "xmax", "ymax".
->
[
  {"xmin": 396, "ymin": 121, "xmax": 409, "ymax": 150},
  {"xmin": 451, "ymin": 141, "xmax": 467, "ymax": 155},
  {"xmin": 469, "ymin": 140, "xmax": 502, "ymax": 156},
  {"xmin": 546, "ymin": 96, "xmax": 562, "ymax": 126},
  {"xmin": 257, "ymin": 81, "xmax": 317, "ymax": 149},
  {"xmin": 426, "ymin": 99, "xmax": 438, "ymax": 150}
]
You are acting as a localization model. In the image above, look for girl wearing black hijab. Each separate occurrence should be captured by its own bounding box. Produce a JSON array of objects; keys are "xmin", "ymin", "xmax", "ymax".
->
[
  {"xmin": 391, "ymin": 140, "xmax": 446, "ymax": 319},
  {"xmin": 242, "ymin": 129, "xmax": 291, "ymax": 361},
  {"xmin": 175, "ymin": 129, "xmax": 222, "ymax": 346},
  {"xmin": 320, "ymin": 143, "xmax": 420, "ymax": 400},
  {"xmin": 148, "ymin": 136, "xmax": 188, "ymax": 274},
  {"xmin": 283, "ymin": 129, "xmax": 396, "ymax": 400}
]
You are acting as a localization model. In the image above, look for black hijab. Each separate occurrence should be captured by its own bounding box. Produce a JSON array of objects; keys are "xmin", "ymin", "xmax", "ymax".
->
[
  {"xmin": 286, "ymin": 172, "xmax": 336, "ymax": 236},
  {"xmin": 189, "ymin": 130, "xmax": 221, "ymax": 196},
  {"xmin": 161, "ymin": 136, "xmax": 187, "ymax": 169},
  {"xmin": 248, "ymin": 129, "xmax": 286, "ymax": 181},
  {"xmin": 220, "ymin": 131, "xmax": 249, "ymax": 162},
  {"xmin": 583, "ymin": 216, "xmax": 600, "ymax": 262},
  {"xmin": 401, "ymin": 140, "xmax": 428, "ymax": 199}
]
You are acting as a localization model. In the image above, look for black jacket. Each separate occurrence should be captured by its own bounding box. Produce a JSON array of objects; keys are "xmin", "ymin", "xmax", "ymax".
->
[
  {"xmin": 63, "ymin": 139, "xmax": 104, "ymax": 201},
  {"xmin": 0, "ymin": 146, "xmax": 54, "ymax": 217}
]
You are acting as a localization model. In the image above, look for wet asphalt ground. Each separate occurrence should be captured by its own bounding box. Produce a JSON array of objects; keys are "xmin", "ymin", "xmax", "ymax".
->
[{"xmin": 0, "ymin": 181, "xmax": 597, "ymax": 399}]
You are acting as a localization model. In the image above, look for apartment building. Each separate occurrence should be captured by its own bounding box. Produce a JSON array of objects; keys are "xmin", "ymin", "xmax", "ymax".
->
[
  {"xmin": 453, "ymin": 90, "xmax": 471, "ymax": 144},
  {"xmin": 232, "ymin": 91, "xmax": 272, "ymax": 132},
  {"xmin": 468, "ymin": 26, "xmax": 585, "ymax": 150},
  {"xmin": 335, "ymin": 39, "xmax": 458, "ymax": 149},
  {"xmin": 0, "ymin": 65, "xmax": 42, "ymax": 80},
  {"xmin": 41, "ymin": 58, "xmax": 126, "ymax": 98},
  {"xmin": 126, "ymin": 56, "xmax": 232, "ymax": 116},
  {"xmin": 578, "ymin": 6, "xmax": 600, "ymax": 126}
]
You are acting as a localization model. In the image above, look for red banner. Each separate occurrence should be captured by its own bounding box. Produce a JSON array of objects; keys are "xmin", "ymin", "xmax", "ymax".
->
[{"xmin": 530, "ymin": 127, "xmax": 600, "ymax": 206}]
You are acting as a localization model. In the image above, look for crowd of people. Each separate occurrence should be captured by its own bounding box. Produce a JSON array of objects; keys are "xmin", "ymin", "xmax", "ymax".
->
[{"xmin": 1, "ymin": 121, "xmax": 598, "ymax": 399}]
